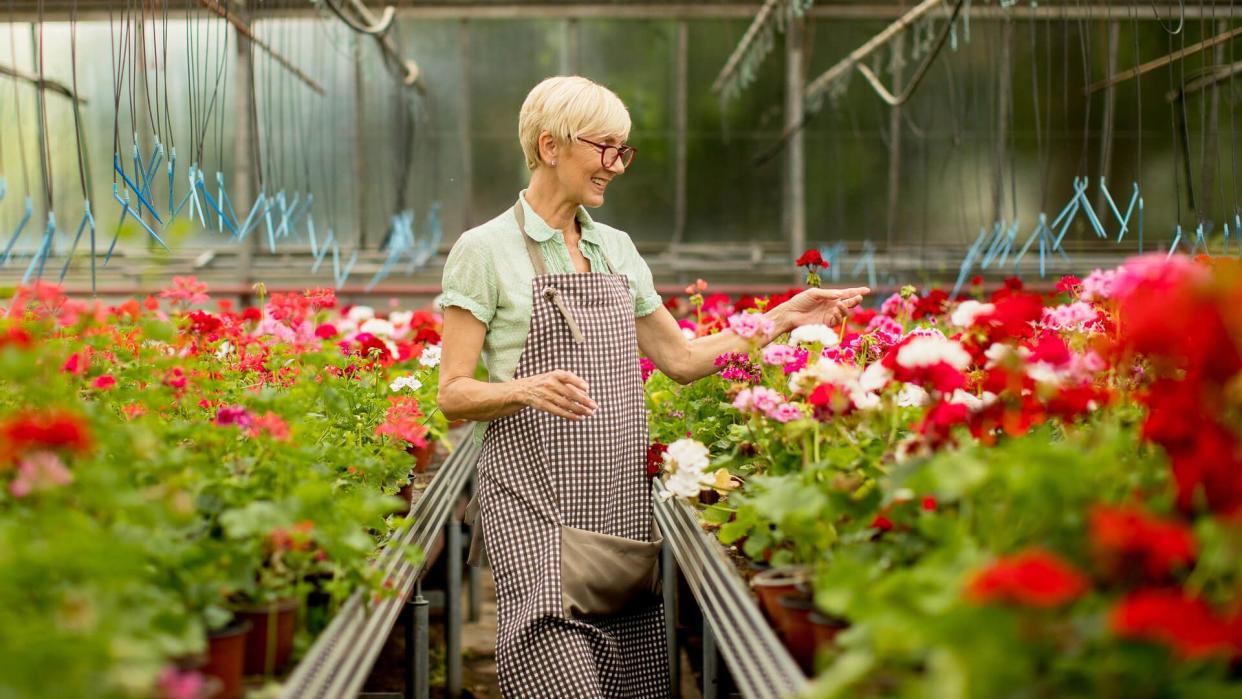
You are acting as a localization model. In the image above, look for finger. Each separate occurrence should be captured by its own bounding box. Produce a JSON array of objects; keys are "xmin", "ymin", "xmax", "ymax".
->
[
  {"xmin": 563, "ymin": 384, "xmax": 598, "ymax": 411},
  {"xmin": 544, "ymin": 396, "xmax": 583, "ymax": 421},
  {"xmin": 553, "ymin": 370, "xmax": 590, "ymax": 393}
]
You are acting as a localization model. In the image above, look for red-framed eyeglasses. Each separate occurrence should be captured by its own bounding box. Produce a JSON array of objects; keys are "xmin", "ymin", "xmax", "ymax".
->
[{"xmin": 578, "ymin": 137, "xmax": 636, "ymax": 169}]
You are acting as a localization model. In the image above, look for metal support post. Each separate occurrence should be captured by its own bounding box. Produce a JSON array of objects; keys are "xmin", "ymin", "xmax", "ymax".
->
[
  {"xmin": 445, "ymin": 519, "xmax": 463, "ymax": 697},
  {"xmin": 403, "ymin": 593, "xmax": 415, "ymax": 699},
  {"xmin": 411, "ymin": 582, "xmax": 430, "ymax": 699},
  {"xmin": 702, "ymin": 621, "xmax": 719, "ymax": 699},
  {"xmin": 783, "ymin": 9, "xmax": 806, "ymax": 283},
  {"xmin": 662, "ymin": 541, "xmax": 680, "ymax": 697}
]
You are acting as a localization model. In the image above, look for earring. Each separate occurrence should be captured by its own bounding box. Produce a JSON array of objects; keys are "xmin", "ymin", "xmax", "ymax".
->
[{"xmin": 551, "ymin": 160, "xmax": 557, "ymax": 166}]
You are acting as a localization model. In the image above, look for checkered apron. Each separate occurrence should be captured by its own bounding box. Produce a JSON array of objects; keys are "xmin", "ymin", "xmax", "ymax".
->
[{"xmin": 474, "ymin": 202, "xmax": 670, "ymax": 698}]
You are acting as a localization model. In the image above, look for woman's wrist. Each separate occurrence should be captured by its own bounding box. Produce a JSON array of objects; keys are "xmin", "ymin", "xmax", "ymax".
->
[{"xmin": 763, "ymin": 305, "xmax": 793, "ymax": 342}]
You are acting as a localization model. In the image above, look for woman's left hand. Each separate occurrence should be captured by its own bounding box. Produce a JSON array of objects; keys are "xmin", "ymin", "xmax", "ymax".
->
[{"xmin": 771, "ymin": 286, "xmax": 870, "ymax": 334}]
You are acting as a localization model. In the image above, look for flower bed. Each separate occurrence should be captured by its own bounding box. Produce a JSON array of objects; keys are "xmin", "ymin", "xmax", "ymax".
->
[
  {"xmin": 650, "ymin": 256, "xmax": 1242, "ymax": 696},
  {"xmin": 0, "ymin": 279, "xmax": 446, "ymax": 698}
]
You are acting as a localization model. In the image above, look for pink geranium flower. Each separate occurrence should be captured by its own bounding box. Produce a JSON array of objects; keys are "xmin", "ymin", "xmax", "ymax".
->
[
  {"xmin": 159, "ymin": 276, "xmax": 210, "ymax": 306},
  {"xmin": 8, "ymin": 451, "xmax": 73, "ymax": 498}
]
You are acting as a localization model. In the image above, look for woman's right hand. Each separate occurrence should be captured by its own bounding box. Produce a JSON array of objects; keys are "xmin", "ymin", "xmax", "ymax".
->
[{"xmin": 514, "ymin": 370, "xmax": 598, "ymax": 420}]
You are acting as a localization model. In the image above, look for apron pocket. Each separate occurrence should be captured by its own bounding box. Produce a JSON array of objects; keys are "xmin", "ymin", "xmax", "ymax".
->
[{"xmin": 559, "ymin": 522, "xmax": 662, "ymax": 618}]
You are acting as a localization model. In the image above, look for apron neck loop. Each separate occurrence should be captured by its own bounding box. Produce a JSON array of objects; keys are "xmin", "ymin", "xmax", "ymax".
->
[{"xmin": 514, "ymin": 198, "xmax": 619, "ymax": 276}]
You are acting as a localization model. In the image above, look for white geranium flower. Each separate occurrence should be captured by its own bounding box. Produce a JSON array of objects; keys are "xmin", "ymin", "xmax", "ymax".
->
[
  {"xmin": 895, "ymin": 384, "xmax": 930, "ymax": 407},
  {"xmin": 389, "ymin": 375, "xmax": 423, "ymax": 392},
  {"xmin": 895, "ymin": 336, "xmax": 972, "ymax": 371},
  {"xmin": 950, "ymin": 300, "xmax": 994, "ymax": 328},
  {"xmin": 663, "ymin": 468, "xmax": 706, "ymax": 499},
  {"xmin": 418, "ymin": 344, "xmax": 442, "ymax": 368},
  {"xmin": 859, "ymin": 362, "xmax": 892, "ymax": 393},
  {"xmin": 849, "ymin": 389, "xmax": 882, "ymax": 411},
  {"xmin": 347, "ymin": 305, "xmax": 375, "ymax": 323},
  {"xmin": 665, "ymin": 438, "xmax": 710, "ymax": 475},
  {"xmin": 215, "ymin": 341, "xmax": 234, "ymax": 360},
  {"xmin": 787, "ymin": 359, "xmax": 861, "ymax": 396},
  {"xmin": 789, "ymin": 324, "xmax": 840, "ymax": 347},
  {"xmin": 1026, "ymin": 361, "xmax": 1064, "ymax": 386},
  {"xmin": 946, "ymin": 389, "xmax": 984, "ymax": 411},
  {"xmin": 359, "ymin": 318, "xmax": 396, "ymax": 338},
  {"xmin": 389, "ymin": 310, "xmax": 414, "ymax": 328}
]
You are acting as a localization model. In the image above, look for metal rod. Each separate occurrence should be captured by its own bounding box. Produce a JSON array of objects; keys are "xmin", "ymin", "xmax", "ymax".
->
[
  {"xmin": 445, "ymin": 519, "xmax": 463, "ymax": 698},
  {"xmin": 1086, "ymin": 22, "xmax": 1242, "ymax": 95},
  {"xmin": 413, "ymin": 584, "xmax": 430, "ymax": 699},
  {"xmin": 0, "ymin": 63, "xmax": 88, "ymax": 104},
  {"xmin": 711, "ymin": 0, "xmax": 781, "ymax": 94},
  {"xmin": 662, "ymin": 539, "xmax": 680, "ymax": 698},
  {"xmin": 1167, "ymin": 59, "xmax": 1242, "ymax": 101},
  {"xmin": 806, "ymin": 0, "xmax": 947, "ymax": 102},
  {"xmin": 195, "ymin": 0, "xmax": 326, "ymax": 95}
]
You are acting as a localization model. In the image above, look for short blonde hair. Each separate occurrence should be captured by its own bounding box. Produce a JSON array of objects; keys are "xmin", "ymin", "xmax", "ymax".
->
[{"xmin": 518, "ymin": 76, "xmax": 631, "ymax": 171}]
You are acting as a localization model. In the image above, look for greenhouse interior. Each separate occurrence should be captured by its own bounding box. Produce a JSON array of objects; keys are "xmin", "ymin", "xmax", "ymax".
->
[{"xmin": 1, "ymin": 0, "xmax": 1241, "ymax": 697}]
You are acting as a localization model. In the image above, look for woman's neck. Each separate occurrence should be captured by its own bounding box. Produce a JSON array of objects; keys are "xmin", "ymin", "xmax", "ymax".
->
[{"xmin": 525, "ymin": 172, "xmax": 580, "ymax": 237}]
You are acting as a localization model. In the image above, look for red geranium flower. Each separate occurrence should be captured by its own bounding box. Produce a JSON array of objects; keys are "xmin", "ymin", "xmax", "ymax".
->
[
  {"xmin": 0, "ymin": 409, "xmax": 94, "ymax": 464},
  {"xmin": 966, "ymin": 549, "xmax": 1087, "ymax": 608},
  {"xmin": 91, "ymin": 375, "xmax": 117, "ymax": 391},
  {"xmin": 796, "ymin": 249, "xmax": 827, "ymax": 268},
  {"xmin": 1089, "ymin": 505, "xmax": 1196, "ymax": 580},
  {"xmin": 646, "ymin": 442, "xmax": 668, "ymax": 480},
  {"xmin": 1110, "ymin": 588, "xmax": 1237, "ymax": 659}
]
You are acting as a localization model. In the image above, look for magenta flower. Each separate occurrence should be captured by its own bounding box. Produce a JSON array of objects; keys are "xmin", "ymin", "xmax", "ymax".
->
[{"xmin": 215, "ymin": 405, "xmax": 254, "ymax": 428}]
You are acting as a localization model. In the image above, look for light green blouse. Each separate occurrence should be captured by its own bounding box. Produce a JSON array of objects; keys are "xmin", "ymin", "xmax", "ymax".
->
[{"xmin": 438, "ymin": 192, "xmax": 663, "ymax": 443}]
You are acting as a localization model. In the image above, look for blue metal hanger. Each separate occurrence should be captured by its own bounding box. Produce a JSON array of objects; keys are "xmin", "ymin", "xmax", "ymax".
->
[
  {"xmin": 0, "ymin": 195, "xmax": 33, "ymax": 266},
  {"xmin": 22, "ymin": 213, "xmax": 57, "ymax": 284},
  {"xmin": 59, "ymin": 201, "xmax": 96, "ymax": 283}
]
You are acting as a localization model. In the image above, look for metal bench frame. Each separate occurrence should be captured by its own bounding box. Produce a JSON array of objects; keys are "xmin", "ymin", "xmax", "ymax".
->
[
  {"xmin": 654, "ymin": 480, "xmax": 807, "ymax": 699},
  {"xmin": 281, "ymin": 439, "xmax": 481, "ymax": 699}
]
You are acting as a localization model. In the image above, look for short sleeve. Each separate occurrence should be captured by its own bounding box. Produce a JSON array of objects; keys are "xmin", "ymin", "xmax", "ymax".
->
[
  {"xmin": 438, "ymin": 231, "xmax": 498, "ymax": 327},
  {"xmin": 606, "ymin": 232, "xmax": 663, "ymax": 318}
]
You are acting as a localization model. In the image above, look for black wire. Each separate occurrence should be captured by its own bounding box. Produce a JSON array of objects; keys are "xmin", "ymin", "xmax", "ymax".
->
[
  {"xmin": 35, "ymin": 0, "xmax": 53, "ymax": 210},
  {"xmin": 196, "ymin": 2, "xmax": 229, "ymax": 165},
  {"xmin": 1151, "ymin": 0, "xmax": 1186, "ymax": 36}
]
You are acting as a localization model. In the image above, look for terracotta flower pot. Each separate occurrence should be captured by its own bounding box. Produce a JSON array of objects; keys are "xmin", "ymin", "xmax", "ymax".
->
[
  {"xmin": 776, "ymin": 593, "xmax": 817, "ymax": 674},
  {"xmin": 202, "ymin": 619, "xmax": 251, "ymax": 699},
  {"xmin": 750, "ymin": 566, "xmax": 808, "ymax": 631},
  {"xmin": 809, "ymin": 611, "xmax": 848, "ymax": 650},
  {"xmin": 411, "ymin": 441, "xmax": 437, "ymax": 473},
  {"xmin": 237, "ymin": 598, "xmax": 299, "ymax": 676}
]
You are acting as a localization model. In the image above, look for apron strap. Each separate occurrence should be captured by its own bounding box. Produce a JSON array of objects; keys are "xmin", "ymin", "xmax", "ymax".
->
[{"xmin": 513, "ymin": 201, "xmax": 549, "ymax": 277}]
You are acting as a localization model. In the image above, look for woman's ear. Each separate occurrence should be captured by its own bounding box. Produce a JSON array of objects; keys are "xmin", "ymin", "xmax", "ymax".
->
[{"xmin": 538, "ymin": 132, "xmax": 559, "ymax": 167}]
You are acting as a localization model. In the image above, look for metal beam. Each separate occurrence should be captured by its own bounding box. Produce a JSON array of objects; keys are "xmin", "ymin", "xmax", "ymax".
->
[{"xmin": 11, "ymin": 3, "xmax": 1242, "ymax": 22}]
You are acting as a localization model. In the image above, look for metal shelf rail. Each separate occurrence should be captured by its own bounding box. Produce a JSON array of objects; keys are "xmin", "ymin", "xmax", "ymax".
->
[
  {"xmin": 653, "ymin": 480, "xmax": 807, "ymax": 699},
  {"xmin": 280, "ymin": 439, "xmax": 481, "ymax": 699}
]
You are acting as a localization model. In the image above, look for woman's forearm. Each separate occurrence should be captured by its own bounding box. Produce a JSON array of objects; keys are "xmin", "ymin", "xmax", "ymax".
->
[
  {"xmin": 673, "ymin": 306, "xmax": 793, "ymax": 384},
  {"xmin": 438, "ymin": 375, "xmax": 528, "ymax": 422}
]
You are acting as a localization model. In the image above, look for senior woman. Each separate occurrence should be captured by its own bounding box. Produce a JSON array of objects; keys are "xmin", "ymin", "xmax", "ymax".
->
[{"xmin": 438, "ymin": 76, "xmax": 868, "ymax": 697}]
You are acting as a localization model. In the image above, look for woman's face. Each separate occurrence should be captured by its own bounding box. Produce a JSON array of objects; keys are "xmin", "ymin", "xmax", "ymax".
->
[{"xmin": 556, "ymin": 134, "xmax": 630, "ymax": 208}]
